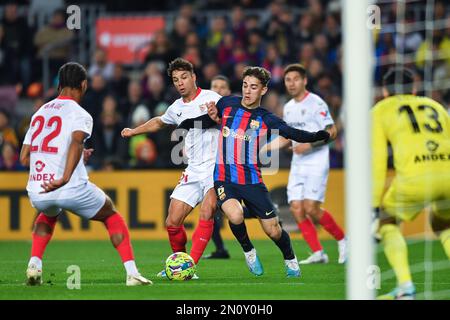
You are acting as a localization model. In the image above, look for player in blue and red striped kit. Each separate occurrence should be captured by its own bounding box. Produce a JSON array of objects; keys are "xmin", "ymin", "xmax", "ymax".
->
[{"xmin": 179, "ymin": 66, "xmax": 329, "ymax": 277}]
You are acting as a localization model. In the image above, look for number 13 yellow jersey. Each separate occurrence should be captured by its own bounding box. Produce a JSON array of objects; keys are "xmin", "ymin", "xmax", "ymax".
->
[{"xmin": 372, "ymin": 94, "xmax": 450, "ymax": 207}]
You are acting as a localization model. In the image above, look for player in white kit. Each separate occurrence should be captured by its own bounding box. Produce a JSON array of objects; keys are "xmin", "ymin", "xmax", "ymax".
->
[
  {"xmin": 121, "ymin": 58, "xmax": 221, "ymax": 277},
  {"xmin": 265, "ymin": 64, "xmax": 346, "ymax": 264},
  {"xmin": 20, "ymin": 62, "xmax": 152, "ymax": 286}
]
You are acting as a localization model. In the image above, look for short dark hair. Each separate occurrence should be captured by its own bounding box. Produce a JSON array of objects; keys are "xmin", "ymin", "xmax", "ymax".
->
[
  {"xmin": 167, "ymin": 58, "xmax": 194, "ymax": 77},
  {"xmin": 58, "ymin": 62, "xmax": 87, "ymax": 90},
  {"xmin": 212, "ymin": 75, "xmax": 230, "ymax": 87},
  {"xmin": 382, "ymin": 67, "xmax": 415, "ymax": 95},
  {"xmin": 284, "ymin": 63, "xmax": 307, "ymax": 78},
  {"xmin": 242, "ymin": 66, "xmax": 271, "ymax": 87}
]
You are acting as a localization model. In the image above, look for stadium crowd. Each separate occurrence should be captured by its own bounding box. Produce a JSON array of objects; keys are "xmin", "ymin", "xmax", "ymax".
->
[{"xmin": 0, "ymin": 0, "xmax": 449, "ymax": 171}]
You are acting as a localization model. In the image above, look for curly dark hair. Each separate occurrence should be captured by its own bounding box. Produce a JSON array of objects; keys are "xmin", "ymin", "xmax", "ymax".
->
[
  {"xmin": 242, "ymin": 66, "xmax": 271, "ymax": 87},
  {"xmin": 167, "ymin": 58, "xmax": 194, "ymax": 77}
]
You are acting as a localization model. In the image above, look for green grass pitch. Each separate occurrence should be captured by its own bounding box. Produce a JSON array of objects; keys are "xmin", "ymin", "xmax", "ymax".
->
[{"xmin": 0, "ymin": 239, "xmax": 448, "ymax": 300}]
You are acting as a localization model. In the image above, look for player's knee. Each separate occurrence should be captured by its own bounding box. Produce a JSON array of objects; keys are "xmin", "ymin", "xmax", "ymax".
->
[
  {"xmin": 290, "ymin": 203, "xmax": 306, "ymax": 220},
  {"xmin": 227, "ymin": 212, "xmax": 244, "ymax": 225},
  {"xmin": 264, "ymin": 222, "xmax": 281, "ymax": 240},
  {"xmin": 165, "ymin": 217, "xmax": 183, "ymax": 228},
  {"xmin": 199, "ymin": 206, "xmax": 215, "ymax": 221},
  {"xmin": 303, "ymin": 203, "xmax": 319, "ymax": 218}
]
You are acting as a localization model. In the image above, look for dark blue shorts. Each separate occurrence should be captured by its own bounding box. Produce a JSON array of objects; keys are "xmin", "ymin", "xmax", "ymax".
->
[{"xmin": 214, "ymin": 182, "xmax": 277, "ymax": 220}]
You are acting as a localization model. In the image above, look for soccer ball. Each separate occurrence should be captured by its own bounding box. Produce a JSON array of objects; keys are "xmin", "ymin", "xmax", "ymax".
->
[{"xmin": 165, "ymin": 252, "xmax": 196, "ymax": 281}]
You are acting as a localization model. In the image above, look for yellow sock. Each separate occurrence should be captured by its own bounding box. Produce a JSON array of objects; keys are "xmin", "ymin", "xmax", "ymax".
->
[
  {"xmin": 439, "ymin": 229, "xmax": 450, "ymax": 259},
  {"xmin": 380, "ymin": 224, "xmax": 412, "ymax": 285}
]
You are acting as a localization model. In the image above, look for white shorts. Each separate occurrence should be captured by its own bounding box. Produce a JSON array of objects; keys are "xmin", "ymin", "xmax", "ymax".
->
[
  {"xmin": 287, "ymin": 173, "xmax": 328, "ymax": 203},
  {"xmin": 28, "ymin": 182, "xmax": 106, "ymax": 220},
  {"xmin": 170, "ymin": 170, "xmax": 214, "ymax": 208}
]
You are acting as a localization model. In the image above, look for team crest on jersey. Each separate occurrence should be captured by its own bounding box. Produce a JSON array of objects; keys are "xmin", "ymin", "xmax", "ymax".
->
[
  {"xmin": 199, "ymin": 103, "xmax": 207, "ymax": 112},
  {"xmin": 217, "ymin": 186, "xmax": 226, "ymax": 201},
  {"xmin": 222, "ymin": 126, "xmax": 230, "ymax": 137},
  {"xmin": 250, "ymin": 120, "xmax": 260, "ymax": 129}
]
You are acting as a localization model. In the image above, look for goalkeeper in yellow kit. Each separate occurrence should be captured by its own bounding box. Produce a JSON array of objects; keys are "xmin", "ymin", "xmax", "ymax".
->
[{"xmin": 372, "ymin": 68, "xmax": 450, "ymax": 300}]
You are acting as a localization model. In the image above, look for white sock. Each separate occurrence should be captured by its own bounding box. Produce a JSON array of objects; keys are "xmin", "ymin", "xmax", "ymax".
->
[
  {"xmin": 28, "ymin": 256, "xmax": 42, "ymax": 269},
  {"xmin": 124, "ymin": 260, "xmax": 139, "ymax": 276},
  {"xmin": 243, "ymin": 248, "xmax": 256, "ymax": 258},
  {"xmin": 285, "ymin": 257, "xmax": 299, "ymax": 268}
]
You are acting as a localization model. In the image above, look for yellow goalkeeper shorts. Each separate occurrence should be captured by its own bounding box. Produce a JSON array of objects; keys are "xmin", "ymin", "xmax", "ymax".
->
[{"xmin": 382, "ymin": 174, "xmax": 450, "ymax": 222}]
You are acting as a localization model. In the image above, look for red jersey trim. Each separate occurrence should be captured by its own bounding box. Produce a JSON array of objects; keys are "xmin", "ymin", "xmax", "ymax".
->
[{"xmin": 182, "ymin": 87, "xmax": 202, "ymax": 103}]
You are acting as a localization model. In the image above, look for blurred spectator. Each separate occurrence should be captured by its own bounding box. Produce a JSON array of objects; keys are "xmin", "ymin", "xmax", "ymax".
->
[
  {"xmin": 108, "ymin": 64, "xmax": 130, "ymax": 104},
  {"xmin": 88, "ymin": 48, "xmax": 115, "ymax": 81},
  {"xmin": 145, "ymin": 30, "xmax": 177, "ymax": 68},
  {"xmin": 146, "ymin": 73, "xmax": 166, "ymax": 114},
  {"xmin": 262, "ymin": 43, "xmax": 284, "ymax": 87},
  {"xmin": 230, "ymin": 5, "xmax": 247, "ymax": 44},
  {"xmin": 1, "ymin": 2, "xmax": 32, "ymax": 89},
  {"xmin": 217, "ymin": 32, "xmax": 235, "ymax": 70},
  {"xmin": 298, "ymin": 42, "xmax": 316, "ymax": 69},
  {"xmin": 206, "ymin": 16, "xmax": 228, "ymax": 50},
  {"xmin": 295, "ymin": 11, "xmax": 315, "ymax": 44},
  {"xmin": 90, "ymin": 97, "xmax": 128, "ymax": 169},
  {"xmin": 0, "ymin": 141, "xmax": 24, "ymax": 171},
  {"xmin": 230, "ymin": 62, "xmax": 247, "ymax": 93},
  {"xmin": 323, "ymin": 13, "xmax": 341, "ymax": 51},
  {"xmin": 415, "ymin": 30, "xmax": 450, "ymax": 70},
  {"xmin": 0, "ymin": 109, "xmax": 18, "ymax": 148},
  {"xmin": 122, "ymin": 80, "xmax": 150, "ymax": 126},
  {"xmin": 34, "ymin": 9, "xmax": 74, "ymax": 82},
  {"xmin": 262, "ymin": 91, "xmax": 283, "ymax": 117},
  {"xmin": 0, "ymin": 24, "xmax": 19, "ymax": 114},
  {"xmin": 128, "ymin": 104, "xmax": 158, "ymax": 169},
  {"xmin": 182, "ymin": 46, "xmax": 203, "ymax": 69},
  {"xmin": 199, "ymin": 62, "xmax": 220, "ymax": 88},
  {"xmin": 246, "ymin": 29, "xmax": 265, "ymax": 66},
  {"xmin": 81, "ymin": 73, "xmax": 108, "ymax": 120},
  {"xmin": 210, "ymin": 75, "xmax": 231, "ymax": 96},
  {"xmin": 170, "ymin": 17, "xmax": 192, "ymax": 50},
  {"xmin": 132, "ymin": 138, "xmax": 158, "ymax": 169}
]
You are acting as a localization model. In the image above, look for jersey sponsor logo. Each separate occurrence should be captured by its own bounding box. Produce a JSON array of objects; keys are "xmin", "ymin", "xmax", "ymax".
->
[
  {"xmin": 35, "ymin": 160, "xmax": 46, "ymax": 173},
  {"xmin": 426, "ymin": 140, "xmax": 439, "ymax": 152},
  {"xmin": 265, "ymin": 210, "xmax": 274, "ymax": 216},
  {"xmin": 176, "ymin": 112, "xmax": 182, "ymax": 117},
  {"xmin": 414, "ymin": 153, "xmax": 450, "ymax": 163},
  {"xmin": 250, "ymin": 120, "xmax": 260, "ymax": 129},
  {"xmin": 29, "ymin": 173, "xmax": 56, "ymax": 182}
]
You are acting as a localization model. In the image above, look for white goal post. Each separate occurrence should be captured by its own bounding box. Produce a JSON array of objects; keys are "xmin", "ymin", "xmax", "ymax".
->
[{"xmin": 343, "ymin": 0, "xmax": 376, "ymax": 300}]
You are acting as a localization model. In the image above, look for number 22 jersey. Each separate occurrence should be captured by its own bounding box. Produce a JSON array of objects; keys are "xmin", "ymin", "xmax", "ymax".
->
[{"xmin": 23, "ymin": 96, "xmax": 93, "ymax": 197}]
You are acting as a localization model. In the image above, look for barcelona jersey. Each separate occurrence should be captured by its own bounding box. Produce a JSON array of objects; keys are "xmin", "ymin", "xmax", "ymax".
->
[{"xmin": 214, "ymin": 95, "xmax": 312, "ymax": 185}]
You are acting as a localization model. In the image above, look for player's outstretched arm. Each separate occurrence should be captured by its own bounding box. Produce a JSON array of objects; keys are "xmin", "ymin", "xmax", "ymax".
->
[
  {"xmin": 121, "ymin": 116, "xmax": 167, "ymax": 138},
  {"xmin": 177, "ymin": 114, "xmax": 218, "ymax": 131},
  {"xmin": 260, "ymin": 136, "xmax": 291, "ymax": 154},
  {"xmin": 264, "ymin": 112, "xmax": 330, "ymax": 143},
  {"xmin": 292, "ymin": 124, "xmax": 337, "ymax": 154},
  {"xmin": 40, "ymin": 131, "xmax": 86, "ymax": 193}
]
